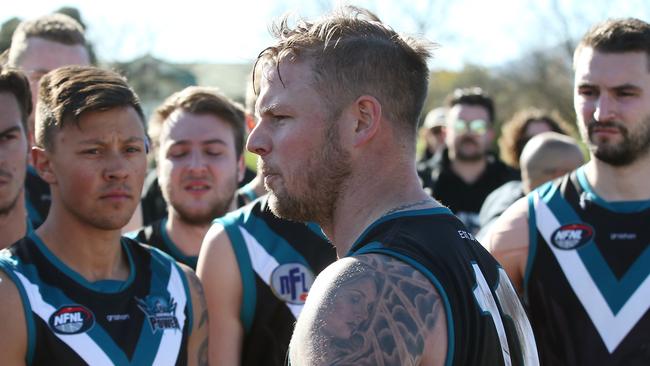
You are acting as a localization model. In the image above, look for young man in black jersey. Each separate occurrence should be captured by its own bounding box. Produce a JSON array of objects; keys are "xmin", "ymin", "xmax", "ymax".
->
[
  {"xmin": 484, "ymin": 18, "xmax": 650, "ymax": 365},
  {"xmin": 246, "ymin": 7, "xmax": 538, "ymax": 365},
  {"xmin": 129, "ymin": 86, "xmax": 246, "ymax": 269},
  {"xmin": 0, "ymin": 66, "xmax": 208, "ymax": 365},
  {"xmin": 0, "ymin": 66, "xmax": 31, "ymax": 249}
]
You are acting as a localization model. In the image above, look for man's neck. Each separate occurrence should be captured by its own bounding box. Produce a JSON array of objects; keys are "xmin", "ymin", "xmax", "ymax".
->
[
  {"xmin": 324, "ymin": 161, "xmax": 437, "ymax": 258},
  {"xmin": 35, "ymin": 205, "xmax": 128, "ymax": 283},
  {"xmin": 166, "ymin": 212, "xmax": 211, "ymax": 257},
  {"xmin": 449, "ymin": 157, "xmax": 487, "ymax": 184},
  {"xmin": 0, "ymin": 191, "xmax": 27, "ymax": 249},
  {"xmin": 585, "ymin": 155, "xmax": 650, "ymax": 201}
]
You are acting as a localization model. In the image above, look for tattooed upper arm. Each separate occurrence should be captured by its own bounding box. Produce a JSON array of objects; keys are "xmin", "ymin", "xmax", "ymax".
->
[
  {"xmin": 181, "ymin": 265, "xmax": 209, "ymax": 366},
  {"xmin": 289, "ymin": 253, "xmax": 448, "ymax": 366}
]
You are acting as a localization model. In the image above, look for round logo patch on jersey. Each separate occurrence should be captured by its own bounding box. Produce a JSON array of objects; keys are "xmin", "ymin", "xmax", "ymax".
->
[
  {"xmin": 550, "ymin": 223, "xmax": 594, "ymax": 250},
  {"xmin": 48, "ymin": 305, "xmax": 95, "ymax": 335},
  {"xmin": 270, "ymin": 263, "xmax": 315, "ymax": 304}
]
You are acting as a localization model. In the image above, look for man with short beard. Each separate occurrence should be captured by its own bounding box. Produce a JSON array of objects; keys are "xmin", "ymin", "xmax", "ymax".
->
[
  {"xmin": 240, "ymin": 7, "xmax": 537, "ymax": 366},
  {"xmin": 484, "ymin": 18, "xmax": 650, "ymax": 365},
  {"xmin": 0, "ymin": 66, "xmax": 32, "ymax": 249},
  {"xmin": 129, "ymin": 86, "xmax": 247, "ymax": 269},
  {"xmin": 418, "ymin": 87, "xmax": 518, "ymax": 233}
]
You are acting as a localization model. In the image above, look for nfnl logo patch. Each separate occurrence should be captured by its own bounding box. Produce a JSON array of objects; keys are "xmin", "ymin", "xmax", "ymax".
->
[
  {"xmin": 551, "ymin": 223, "xmax": 594, "ymax": 250},
  {"xmin": 136, "ymin": 295, "xmax": 180, "ymax": 333},
  {"xmin": 48, "ymin": 305, "xmax": 95, "ymax": 335},
  {"xmin": 270, "ymin": 263, "xmax": 315, "ymax": 304}
]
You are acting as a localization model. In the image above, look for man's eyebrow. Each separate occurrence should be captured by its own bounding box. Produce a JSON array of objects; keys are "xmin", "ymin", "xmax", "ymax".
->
[{"xmin": 612, "ymin": 83, "xmax": 641, "ymax": 91}]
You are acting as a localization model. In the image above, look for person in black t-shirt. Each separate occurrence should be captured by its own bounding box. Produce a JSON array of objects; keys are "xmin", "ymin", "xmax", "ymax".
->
[{"xmin": 418, "ymin": 87, "xmax": 518, "ymax": 233}]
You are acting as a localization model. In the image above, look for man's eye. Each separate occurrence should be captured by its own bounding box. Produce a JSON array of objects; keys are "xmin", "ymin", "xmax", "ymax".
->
[
  {"xmin": 0, "ymin": 133, "xmax": 17, "ymax": 142},
  {"xmin": 82, "ymin": 149, "xmax": 100, "ymax": 155},
  {"xmin": 125, "ymin": 146, "xmax": 142, "ymax": 153}
]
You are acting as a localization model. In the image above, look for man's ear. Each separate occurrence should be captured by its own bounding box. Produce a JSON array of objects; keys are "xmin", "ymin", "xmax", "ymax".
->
[
  {"xmin": 32, "ymin": 146, "xmax": 56, "ymax": 184},
  {"xmin": 351, "ymin": 95, "xmax": 382, "ymax": 147},
  {"xmin": 237, "ymin": 154, "xmax": 246, "ymax": 183}
]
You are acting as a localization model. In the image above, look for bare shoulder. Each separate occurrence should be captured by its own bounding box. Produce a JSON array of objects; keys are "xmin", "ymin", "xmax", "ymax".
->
[
  {"xmin": 196, "ymin": 223, "xmax": 244, "ymax": 366},
  {"xmin": 481, "ymin": 196, "xmax": 530, "ymax": 293},
  {"xmin": 196, "ymin": 221, "xmax": 241, "ymax": 298},
  {"xmin": 482, "ymin": 196, "xmax": 530, "ymax": 254},
  {"xmin": 0, "ymin": 268, "xmax": 28, "ymax": 365},
  {"xmin": 290, "ymin": 253, "xmax": 447, "ymax": 366}
]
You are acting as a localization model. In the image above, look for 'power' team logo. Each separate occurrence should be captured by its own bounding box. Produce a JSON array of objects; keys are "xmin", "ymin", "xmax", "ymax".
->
[
  {"xmin": 48, "ymin": 305, "xmax": 95, "ymax": 335},
  {"xmin": 551, "ymin": 223, "xmax": 594, "ymax": 250},
  {"xmin": 270, "ymin": 263, "xmax": 315, "ymax": 304},
  {"xmin": 136, "ymin": 295, "xmax": 180, "ymax": 333}
]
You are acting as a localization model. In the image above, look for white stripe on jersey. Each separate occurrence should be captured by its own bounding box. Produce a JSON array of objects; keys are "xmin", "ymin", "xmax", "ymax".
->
[
  {"xmin": 534, "ymin": 193, "xmax": 650, "ymax": 352},
  {"xmin": 239, "ymin": 226, "xmax": 304, "ymax": 318},
  {"xmin": 14, "ymin": 272, "xmax": 114, "ymax": 366},
  {"xmin": 152, "ymin": 263, "xmax": 187, "ymax": 366}
]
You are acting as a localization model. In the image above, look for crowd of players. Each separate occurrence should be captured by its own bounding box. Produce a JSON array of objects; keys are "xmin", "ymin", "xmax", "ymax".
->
[{"xmin": 0, "ymin": 6, "xmax": 647, "ymax": 366}]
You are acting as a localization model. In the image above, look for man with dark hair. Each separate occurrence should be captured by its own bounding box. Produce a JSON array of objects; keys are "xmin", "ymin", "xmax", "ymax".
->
[
  {"xmin": 7, "ymin": 13, "xmax": 92, "ymax": 229},
  {"xmin": 418, "ymin": 87, "xmax": 518, "ymax": 233},
  {"xmin": 129, "ymin": 86, "xmax": 247, "ymax": 269},
  {"xmin": 0, "ymin": 65, "xmax": 32, "ymax": 248},
  {"xmin": 484, "ymin": 18, "xmax": 650, "ymax": 365},
  {"xmin": 243, "ymin": 7, "xmax": 537, "ymax": 365},
  {"xmin": 0, "ymin": 66, "xmax": 207, "ymax": 365}
]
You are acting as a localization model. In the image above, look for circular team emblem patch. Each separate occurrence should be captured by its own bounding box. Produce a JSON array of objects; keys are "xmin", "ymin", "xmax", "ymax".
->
[
  {"xmin": 270, "ymin": 263, "xmax": 315, "ymax": 304},
  {"xmin": 48, "ymin": 305, "xmax": 95, "ymax": 335},
  {"xmin": 551, "ymin": 223, "xmax": 594, "ymax": 250}
]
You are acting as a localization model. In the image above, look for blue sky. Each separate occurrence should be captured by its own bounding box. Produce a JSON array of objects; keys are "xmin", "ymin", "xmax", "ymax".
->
[{"xmin": 3, "ymin": 0, "xmax": 648, "ymax": 69}]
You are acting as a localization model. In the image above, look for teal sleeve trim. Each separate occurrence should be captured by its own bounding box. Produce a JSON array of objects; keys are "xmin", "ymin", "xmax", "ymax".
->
[
  {"xmin": 523, "ymin": 193, "xmax": 537, "ymax": 303},
  {"xmin": 351, "ymin": 245, "xmax": 455, "ymax": 366},
  {"xmin": 218, "ymin": 216, "xmax": 256, "ymax": 334},
  {"xmin": 0, "ymin": 262, "xmax": 36, "ymax": 366}
]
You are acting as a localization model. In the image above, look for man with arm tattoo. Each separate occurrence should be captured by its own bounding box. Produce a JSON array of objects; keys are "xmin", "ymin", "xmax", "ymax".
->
[{"xmin": 246, "ymin": 6, "xmax": 539, "ymax": 366}]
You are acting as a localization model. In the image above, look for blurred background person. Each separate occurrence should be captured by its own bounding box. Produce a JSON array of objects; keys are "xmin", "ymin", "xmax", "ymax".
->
[
  {"xmin": 6, "ymin": 13, "xmax": 91, "ymax": 229},
  {"xmin": 128, "ymin": 86, "xmax": 247, "ymax": 269},
  {"xmin": 498, "ymin": 107, "xmax": 577, "ymax": 170},
  {"xmin": 418, "ymin": 87, "xmax": 518, "ymax": 233},
  {"xmin": 477, "ymin": 131, "xmax": 584, "ymax": 240},
  {"xmin": 417, "ymin": 106, "xmax": 447, "ymax": 164},
  {"xmin": 0, "ymin": 65, "xmax": 31, "ymax": 248}
]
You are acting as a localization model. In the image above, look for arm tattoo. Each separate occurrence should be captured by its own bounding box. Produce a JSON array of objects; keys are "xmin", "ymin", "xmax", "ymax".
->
[
  {"xmin": 188, "ymin": 272, "xmax": 209, "ymax": 329},
  {"xmin": 304, "ymin": 255, "xmax": 443, "ymax": 365},
  {"xmin": 187, "ymin": 272, "xmax": 209, "ymax": 365}
]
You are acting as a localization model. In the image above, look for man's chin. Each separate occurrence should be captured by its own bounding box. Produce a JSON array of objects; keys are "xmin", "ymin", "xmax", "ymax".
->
[{"xmin": 267, "ymin": 193, "xmax": 312, "ymax": 223}]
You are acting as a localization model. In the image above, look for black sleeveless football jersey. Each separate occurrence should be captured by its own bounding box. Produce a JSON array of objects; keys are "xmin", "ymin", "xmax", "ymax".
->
[
  {"xmin": 129, "ymin": 218, "xmax": 198, "ymax": 270},
  {"xmin": 0, "ymin": 233, "xmax": 193, "ymax": 365},
  {"xmin": 525, "ymin": 167, "xmax": 650, "ymax": 365},
  {"xmin": 347, "ymin": 207, "xmax": 539, "ymax": 366},
  {"xmin": 217, "ymin": 195, "xmax": 337, "ymax": 366}
]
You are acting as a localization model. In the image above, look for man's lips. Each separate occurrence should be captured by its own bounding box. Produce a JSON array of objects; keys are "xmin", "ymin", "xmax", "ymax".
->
[
  {"xmin": 100, "ymin": 191, "xmax": 132, "ymax": 200},
  {"xmin": 184, "ymin": 180, "xmax": 211, "ymax": 192}
]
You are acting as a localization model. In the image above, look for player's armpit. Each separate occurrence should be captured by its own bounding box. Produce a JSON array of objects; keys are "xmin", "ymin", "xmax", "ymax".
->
[
  {"xmin": 0, "ymin": 269, "xmax": 28, "ymax": 366},
  {"xmin": 481, "ymin": 196, "xmax": 530, "ymax": 294},
  {"xmin": 289, "ymin": 253, "xmax": 447, "ymax": 366},
  {"xmin": 181, "ymin": 265, "xmax": 209, "ymax": 366},
  {"xmin": 196, "ymin": 223, "xmax": 244, "ymax": 366}
]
